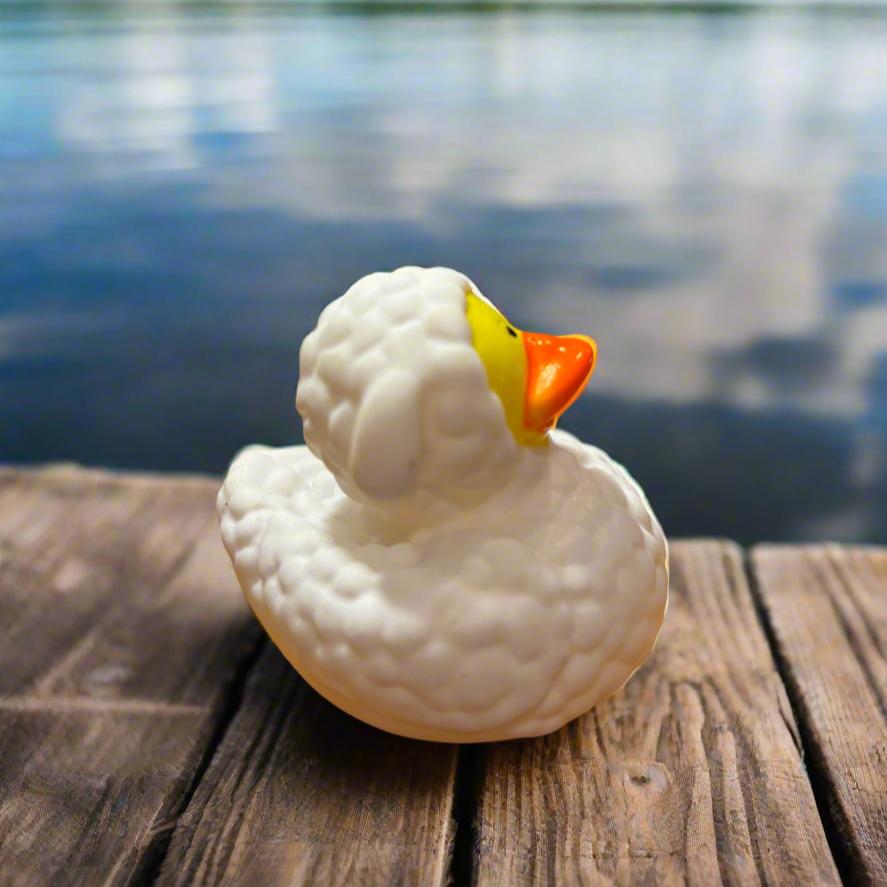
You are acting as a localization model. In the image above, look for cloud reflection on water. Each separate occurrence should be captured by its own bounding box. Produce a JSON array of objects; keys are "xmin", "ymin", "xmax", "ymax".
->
[{"xmin": 0, "ymin": 5, "xmax": 885, "ymax": 542}]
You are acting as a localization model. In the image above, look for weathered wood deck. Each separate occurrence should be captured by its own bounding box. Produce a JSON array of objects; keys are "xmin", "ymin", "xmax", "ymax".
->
[{"xmin": 0, "ymin": 465, "xmax": 884, "ymax": 886}]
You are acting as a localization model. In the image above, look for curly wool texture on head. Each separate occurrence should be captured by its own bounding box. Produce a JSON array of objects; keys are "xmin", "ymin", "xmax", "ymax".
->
[{"xmin": 296, "ymin": 267, "xmax": 519, "ymax": 504}]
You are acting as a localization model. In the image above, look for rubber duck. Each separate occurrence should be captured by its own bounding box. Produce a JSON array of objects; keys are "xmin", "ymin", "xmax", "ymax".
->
[{"xmin": 218, "ymin": 266, "xmax": 668, "ymax": 742}]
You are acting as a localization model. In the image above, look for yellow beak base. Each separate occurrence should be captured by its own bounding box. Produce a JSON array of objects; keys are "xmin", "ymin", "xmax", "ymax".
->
[{"xmin": 465, "ymin": 290, "xmax": 597, "ymax": 447}]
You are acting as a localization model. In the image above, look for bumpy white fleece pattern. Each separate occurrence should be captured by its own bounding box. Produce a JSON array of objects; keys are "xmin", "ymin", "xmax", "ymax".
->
[
  {"xmin": 220, "ymin": 266, "xmax": 668, "ymax": 741},
  {"xmin": 219, "ymin": 431, "xmax": 668, "ymax": 742},
  {"xmin": 296, "ymin": 267, "xmax": 519, "ymax": 504}
]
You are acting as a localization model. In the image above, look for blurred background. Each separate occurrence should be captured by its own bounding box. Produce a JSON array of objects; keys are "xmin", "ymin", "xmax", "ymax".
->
[{"xmin": 1, "ymin": 0, "xmax": 885, "ymax": 544}]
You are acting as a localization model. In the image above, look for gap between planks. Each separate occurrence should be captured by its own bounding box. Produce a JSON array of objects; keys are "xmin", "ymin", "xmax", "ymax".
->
[
  {"xmin": 749, "ymin": 545, "xmax": 887, "ymax": 886},
  {"xmin": 463, "ymin": 542, "xmax": 842, "ymax": 885},
  {"xmin": 12, "ymin": 478, "xmax": 868, "ymax": 885},
  {"xmin": 154, "ymin": 643, "xmax": 460, "ymax": 887},
  {"xmin": 147, "ymin": 541, "xmax": 849, "ymax": 887},
  {"xmin": 136, "ymin": 634, "xmax": 268, "ymax": 887},
  {"xmin": 742, "ymin": 549, "xmax": 859, "ymax": 886},
  {"xmin": 0, "ymin": 468, "xmax": 267, "ymax": 887}
]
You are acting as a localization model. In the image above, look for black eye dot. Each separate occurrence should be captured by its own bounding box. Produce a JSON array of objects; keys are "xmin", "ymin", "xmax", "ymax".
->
[{"xmin": 506, "ymin": 326, "xmax": 518, "ymax": 338}]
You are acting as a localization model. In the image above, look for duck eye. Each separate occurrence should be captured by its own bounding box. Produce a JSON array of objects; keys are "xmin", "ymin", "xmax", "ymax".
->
[{"xmin": 506, "ymin": 326, "xmax": 518, "ymax": 338}]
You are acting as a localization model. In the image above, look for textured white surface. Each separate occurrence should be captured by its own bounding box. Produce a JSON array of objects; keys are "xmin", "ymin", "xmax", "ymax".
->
[
  {"xmin": 296, "ymin": 266, "xmax": 519, "ymax": 505},
  {"xmin": 220, "ymin": 266, "xmax": 668, "ymax": 742},
  {"xmin": 219, "ymin": 431, "xmax": 667, "ymax": 742}
]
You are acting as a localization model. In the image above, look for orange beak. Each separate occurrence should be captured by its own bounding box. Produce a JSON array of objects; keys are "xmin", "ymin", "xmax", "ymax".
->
[{"xmin": 523, "ymin": 332, "xmax": 597, "ymax": 435}]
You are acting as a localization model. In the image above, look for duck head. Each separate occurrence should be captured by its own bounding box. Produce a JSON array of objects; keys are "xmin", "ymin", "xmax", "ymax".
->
[
  {"xmin": 297, "ymin": 267, "xmax": 597, "ymax": 504},
  {"xmin": 465, "ymin": 290, "xmax": 597, "ymax": 448}
]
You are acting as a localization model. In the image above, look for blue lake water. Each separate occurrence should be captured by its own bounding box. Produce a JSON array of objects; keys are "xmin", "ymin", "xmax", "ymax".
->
[{"xmin": 1, "ymin": 3, "xmax": 886, "ymax": 543}]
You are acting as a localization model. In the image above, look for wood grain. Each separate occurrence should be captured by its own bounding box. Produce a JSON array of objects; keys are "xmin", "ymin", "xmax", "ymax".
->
[
  {"xmin": 751, "ymin": 545, "xmax": 887, "ymax": 885},
  {"xmin": 158, "ymin": 645, "xmax": 459, "ymax": 887},
  {"xmin": 0, "ymin": 466, "xmax": 262, "ymax": 887},
  {"xmin": 4, "ymin": 464, "xmax": 884, "ymax": 887},
  {"xmin": 469, "ymin": 541, "xmax": 840, "ymax": 886}
]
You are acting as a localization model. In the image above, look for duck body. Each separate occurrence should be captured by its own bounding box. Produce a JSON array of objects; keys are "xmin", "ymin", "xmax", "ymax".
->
[{"xmin": 219, "ymin": 266, "xmax": 668, "ymax": 742}]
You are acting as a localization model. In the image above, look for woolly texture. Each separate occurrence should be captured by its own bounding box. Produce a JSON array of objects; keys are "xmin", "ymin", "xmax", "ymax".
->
[
  {"xmin": 219, "ymin": 266, "xmax": 669, "ymax": 741},
  {"xmin": 296, "ymin": 266, "xmax": 519, "ymax": 504},
  {"xmin": 219, "ymin": 431, "xmax": 667, "ymax": 742}
]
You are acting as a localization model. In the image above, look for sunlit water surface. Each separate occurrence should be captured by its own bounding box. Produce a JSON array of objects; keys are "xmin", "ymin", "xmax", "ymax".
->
[{"xmin": 2, "ymin": 4, "xmax": 886, "ymax": 543}]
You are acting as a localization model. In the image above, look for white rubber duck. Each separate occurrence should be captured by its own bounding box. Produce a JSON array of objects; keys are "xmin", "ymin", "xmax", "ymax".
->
[{"xmin": 219, "ymin": 267, "xmax": 668, "ymax": 742}]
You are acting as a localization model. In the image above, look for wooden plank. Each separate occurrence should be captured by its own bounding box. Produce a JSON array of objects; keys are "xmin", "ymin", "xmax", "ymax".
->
[
  {"xmin": 0, "ymin": 467, "xmax": 209, "ymax": 693},
  {"xmin": 158, "ymin": 645, "xmax": 459, "ymax": 887},
  {"xmin": 0, "ymin": 466, "xmax": 263, "ymax": 886},
  {"xmin": 470, "ymin": 541, "xmax": 840, "ymax": 886},
  {"xmin": 751, "ymin": 545, "xmax": 887, "ymax": 885}
]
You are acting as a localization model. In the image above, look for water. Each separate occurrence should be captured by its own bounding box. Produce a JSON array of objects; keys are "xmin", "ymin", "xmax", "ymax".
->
[{"xmin": 1, "ymin": 3, "xmax": 886, "ymax": 543}]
